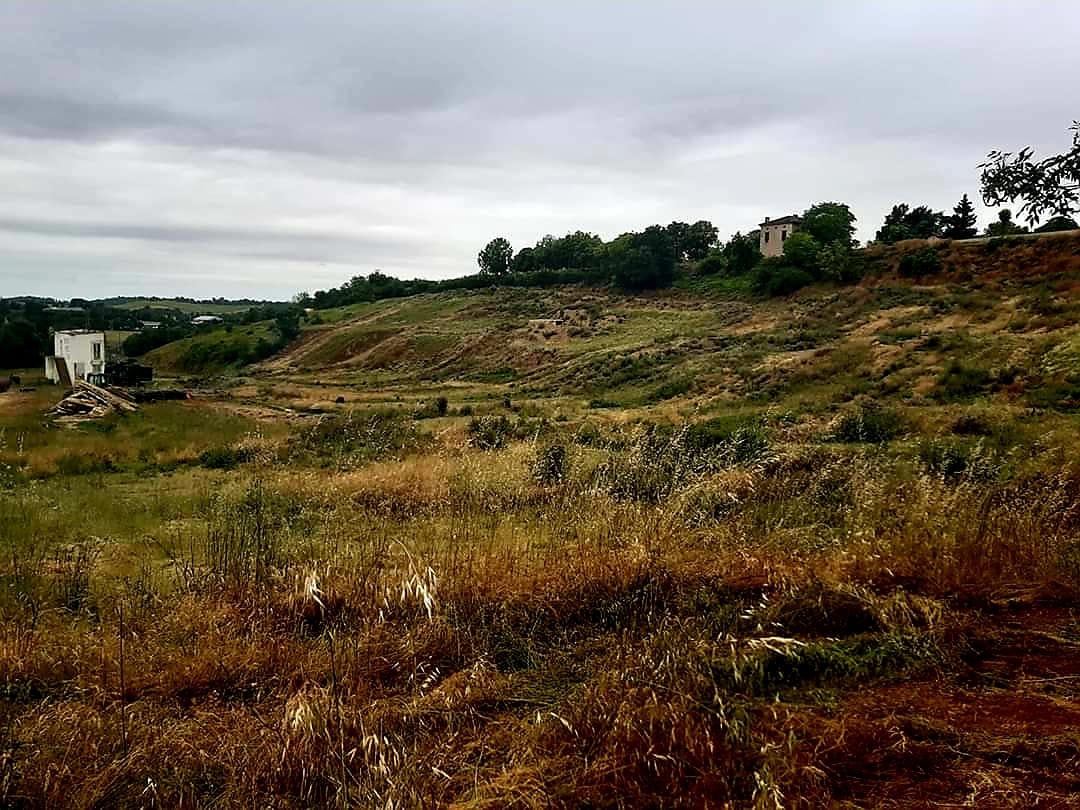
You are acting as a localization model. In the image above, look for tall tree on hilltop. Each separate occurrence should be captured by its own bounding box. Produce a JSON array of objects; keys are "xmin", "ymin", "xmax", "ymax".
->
[
  {"xmin": 875, "ymin": 203, "xmax": 945, "ymax": 243},
  {"xmin": 985, "ymin": 209, "xmax": 1028, "ymax": 237},
  {"xmin": 801, "ymin": 202, "xmax": 857, "ymax": 247},
  {"xmin": 721, "ymin": 231, "xmax": 761, "ymax": 275},
  {"xmin": 684, "ymin": 220, "xmax": 719, "ymax": 261},
  {"xmin": 478, "ymin": 237, "xmax": 513, "ymax": 277},
  {"xmin": 667, "ymin": 220, "xmax": 718, "ymax": 262},
  {"xmin": 606, "ymin": 225, "xmax": 676, "ymax": 290},
  {"xmin": 980, "ymin": 120, "xmax": 1080, "ymax": 226},
  {"xmin": 943, "ymin": 194, "xmax": 978, "ymax": 239}
]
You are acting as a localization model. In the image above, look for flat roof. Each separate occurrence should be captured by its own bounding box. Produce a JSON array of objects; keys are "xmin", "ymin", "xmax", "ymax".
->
[{"xmin": 760, "ymin": 215, "xmax": 803, "ymax": 227}]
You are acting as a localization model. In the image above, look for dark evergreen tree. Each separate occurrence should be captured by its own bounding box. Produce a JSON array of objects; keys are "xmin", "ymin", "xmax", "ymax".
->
[{"xmin": 943, "ymin": 194, "xmax": 978, "ymax": 239}]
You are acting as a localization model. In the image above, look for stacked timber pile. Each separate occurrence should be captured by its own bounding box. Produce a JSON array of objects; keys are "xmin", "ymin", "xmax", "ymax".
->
[{"xmin": 51, "ymin": 379, "xmax": 138, "ymax": 426}]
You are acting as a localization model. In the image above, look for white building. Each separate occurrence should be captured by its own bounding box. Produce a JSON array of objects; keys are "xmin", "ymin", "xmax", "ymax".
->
[
  {"xmin": 759, "ymin": 215, "xmax": 803, "ymax": 258},
  {"xmin": 45, "ymin": 330, "xmax": 106, "ymax": 385},
  {"xmin": 192, "ymin": 315, "xmax": 223, "ymax": 326}
]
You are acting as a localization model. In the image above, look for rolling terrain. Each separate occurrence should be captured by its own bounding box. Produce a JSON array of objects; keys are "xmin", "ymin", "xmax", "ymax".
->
[{"xmin": 2, "ymin": 232, "xmax": 1080, "ymax": 808}]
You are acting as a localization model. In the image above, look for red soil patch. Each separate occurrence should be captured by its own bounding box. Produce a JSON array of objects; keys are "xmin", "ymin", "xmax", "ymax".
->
[{"xmin": 796, "ymin": 605, "xmax": 1080, "ymax": 808}]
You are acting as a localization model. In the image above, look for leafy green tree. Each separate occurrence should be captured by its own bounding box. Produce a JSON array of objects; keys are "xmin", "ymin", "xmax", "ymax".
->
[
  {"xmin": 526, "ymin": 231, "xmax": 602, "ymax": 271},
  {"xmin": 980, "ymin": 120, "xmax": 1080, "ymax": 226},
  {"xmin": 985, "ymin": 209, "xmax": 1028, "ymax": 237},
  {"xmin": 606, "ymin": 225, "xmax": 676, "ymax": 290},
  {"xmin": 669, "ymin": 220, "xmax": 719, "ymax": 262},
  {"xmin": 0, "ymin": 318, "xmax": 44, "ymax": 367},
  {"xmin": 688, "ymin": 220, "xmax": 719, "ymax": 260},
  {"xmin": 1034, "ymin": 215, "xmax": 1079, "ymax": 233},
  {"xmin": 274, "ymin": 309, "xmax": 301, "ymax": 343},
  {"xmin": 801, "ymin": 202, "xmax": 857, "ymax": 247},
  {"xmin": 943, "ymin": 194, "xmax": 978, "ymax": 239},
  {"xmin": 781, "ymin": 232, "xmax": 821, "ymax": 272},
  {"xmin": 720, "ymin": 231, "xmax": 761, "ymax": 275},
  {"xmin": 510, "ymin": 246, "xmax": 537, "ymax": 273},
  {"xmin": 694, "ymin": 253, "xmax": 727, "ymax": 275},
  {"xmin": 478, "ymin": 237, "xmax": 513, "ymax": 277},
  {"xmin": 875, "ymin": 204, "xmax": 945, "ymax": 243},
  {"xmin": 665, "ymin": 221, "xmax": 690, "ymax": 262},
  {"xmin": 817, "ymin": 240, "xmax": 858, "ymax": 283}
]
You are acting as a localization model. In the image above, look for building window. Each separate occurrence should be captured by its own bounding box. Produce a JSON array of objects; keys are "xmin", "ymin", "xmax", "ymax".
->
[
  {"xmin": 781, "ymin": 230, "xmax": 788, "ymax": 241},
  {"xmin": 92, "ymin": 342, "xmax": 102, "ymax": 360},
  {"xmin": 764, "ymin": 231, "xmax": 770, "ymax": 243}
]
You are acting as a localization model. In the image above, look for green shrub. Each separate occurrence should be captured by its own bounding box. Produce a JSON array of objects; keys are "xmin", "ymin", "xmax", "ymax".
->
[
  {"xmin": 467, "ymin": 415, "xmax": 514, "ymax": 450},
  {"xmin": 685, "ymin": 415, "xmax": 769, "ymax": 463},
  {"xmin": 753, "ymin": 259, "xmax": 814, "ymax": 297},
  {"xmin": 413, "ymin": 396, "xmax": 450, "ymax": 419},
  {"xmin": 55, "ymin": 452, "xmax": 118, "ymax": 476},
  {"xmin": 951, "ymin": 413, "xmax": 994, "ymax": 436},
  {"xmin": 918, "ymin": 439, "xmax": 1001, "ymax": 482},
  {"xmin": 1026, "ymin": 376, "xmax": 1080, "ymax": 411},
  {"xmin": 199, "ymin": 445, "xmax": 254, "ymax": 470},
  {"xmin": 646, "ymin": 378, "xmax": 693, "ymax": 402},
  {"xmin": 532, "ymin": 444, "xmax": 569, "ymax": 485},
  {"xmin": 898, "ymin": 246, "xmax": 943, "ymax": 278},
  {"xmin": 935, "ymin": 362, "xmax": 992, "ymax": 400},
  {"xmin": 290, "ymin": 411, "xmax": 422, "ymax": 467},
  {"xmin": 830, "ymin": 405, "xmax": 906, "ymax": 443},
  {"xmin": 818, "ymin": 241, "xmax": 859, "ymax": 283},
  {"xmin": 781, "ymin": 232, "xmax": 821, "ymax": 271},
  {"xmin": 694, "ymin": 254, "xmax": 727, "ymax": 275}
]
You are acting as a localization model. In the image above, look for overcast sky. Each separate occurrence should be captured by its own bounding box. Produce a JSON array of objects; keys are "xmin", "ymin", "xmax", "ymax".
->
[{"xmin": 2, "ymin": 2, "xmax": 1077, "ymax": 300}]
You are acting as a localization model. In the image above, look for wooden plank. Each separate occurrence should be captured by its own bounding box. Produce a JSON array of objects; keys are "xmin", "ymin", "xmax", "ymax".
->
[
  {"xmin": 54, "ymin": 356, "xmax": 73, "ymax": 386},
  {"xmin": 74, "ymin": 379, "xmax": 138, "ymax": 412}
]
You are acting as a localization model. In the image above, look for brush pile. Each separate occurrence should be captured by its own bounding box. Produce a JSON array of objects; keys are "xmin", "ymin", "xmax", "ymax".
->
[{"xmin": 51, "ymin": 379, "xmax": 139, "ymax": 425}]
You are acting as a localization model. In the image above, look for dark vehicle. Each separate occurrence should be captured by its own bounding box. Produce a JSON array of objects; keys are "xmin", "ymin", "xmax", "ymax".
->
[{"xmin": 105, "ymin": 359, "xmax": 153, "ymax": 387}]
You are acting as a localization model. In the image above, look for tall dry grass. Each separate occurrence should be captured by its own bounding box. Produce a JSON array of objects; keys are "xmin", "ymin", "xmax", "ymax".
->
[{"xmin": 2, "ymin": 420, "xmax": 1078, "ymax": 807}]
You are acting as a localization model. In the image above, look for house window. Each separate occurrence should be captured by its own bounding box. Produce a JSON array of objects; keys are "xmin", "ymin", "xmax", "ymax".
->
[
  {"xmin": 764, "ymin": 231, "xmax": 770, "ymax": 243},
  {"xmin": 781, "ymin": 230, "xmax": 788, "ymax": 241},
  {"xmin": 92, "ymin": 342, "xmax": 102, "ymax": 360}
]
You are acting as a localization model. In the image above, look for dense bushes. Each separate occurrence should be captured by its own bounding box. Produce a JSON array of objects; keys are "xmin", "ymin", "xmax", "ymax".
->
[
  {"xmin": 0, "ymin": 318, "xmax": 43, "ymax": 367},
  {"xmin": 753, "ymin": 261, "xmax": 814, "ymax": 297},
  {"xmin": 898, "ymin": 246, "xmax": 944, "ymax": 278},
  {"xmin": 829, "ymin": 405, "xmax": 907, "ymax": 443},
  {"xmin": 290, "ymin": 411, "xmax": 424, "ymax": 467},
  {"xmin": 199, "ymin": 445, "xmax": 254, "ymax": 470},
  {"xmin": 467, "ymin": 415, "xmax": 515, "ymax": 450}
]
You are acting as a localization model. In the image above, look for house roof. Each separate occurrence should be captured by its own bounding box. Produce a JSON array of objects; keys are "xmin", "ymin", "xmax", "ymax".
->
[{"xmin": 760, "ymin": 215, "xmax": 803, "ymax": 227}]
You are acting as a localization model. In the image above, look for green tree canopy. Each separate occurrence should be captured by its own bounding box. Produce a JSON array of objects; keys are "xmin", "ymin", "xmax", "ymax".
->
[
  {"xmin": 781, "ymin": 232, "xmax": 821, "ymax": 271},
  {"xmin": 985, "ymin": 209, "xmax": 1028, "ymax": 237},
  {"xmin": 720, "ymin": 231, "xmax": 761, "ymax": 276},
  {"xmin": 1034, "ymin": 215, "xmax": 1079, "ymax": 233},
  {"xmin": 801, "ymin": 202, "xmax": 857, "ymax": 247},
  {"xmin": 875, "ymin": 204, "xmax": 945, "ymax": 243},
  {"xmin": 666, "ymin": 220, "xmax": 718, "ymax": 262},
  {"xmin": 478, "ymin": 237, "xmax": 513, "ymax": 276},
  {"xmin": 0, "ymin": 318, "xmax": 44, "ymax": 368},
  {"xmin": 606, "ymin": 225, "xmax": 676, "ymax": 290},
  {"xmin": 943, "ymin": 194, "xmax": 978, "ymax": 239},
  {"xmin": 980, "ymin": 120, "xmax": 1080, "ymax": 226}
]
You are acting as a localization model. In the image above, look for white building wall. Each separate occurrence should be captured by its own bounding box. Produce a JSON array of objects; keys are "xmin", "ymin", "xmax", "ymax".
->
[
  {"xmin": 759, "ymin": 222, "xmax": 799, "ymax": 258},
  {"xmin": 45, "ymin": 331, "xmax": 106, "ymax": 384}
]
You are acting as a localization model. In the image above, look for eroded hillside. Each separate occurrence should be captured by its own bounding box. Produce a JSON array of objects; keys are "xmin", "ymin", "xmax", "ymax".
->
[{"xmin": 237, "ymin": 232, "xmax": 1080, "ymax": 418}]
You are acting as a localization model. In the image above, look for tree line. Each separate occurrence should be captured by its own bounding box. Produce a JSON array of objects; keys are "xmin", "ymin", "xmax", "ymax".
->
[{"xmin": 873, "ymin": 193, "xmax": 1076, "ymax": 245}]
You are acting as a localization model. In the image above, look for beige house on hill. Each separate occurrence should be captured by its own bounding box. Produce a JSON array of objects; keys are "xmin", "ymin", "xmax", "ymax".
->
[{"xmin": 759, "ymin": 215, "xmax": 802, "ymax": 258}]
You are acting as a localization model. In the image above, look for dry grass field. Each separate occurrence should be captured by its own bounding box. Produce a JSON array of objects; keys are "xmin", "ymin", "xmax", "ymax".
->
[{"xmin": 2, "ymin": 234, "xmax": 1080, "ymax": 808}]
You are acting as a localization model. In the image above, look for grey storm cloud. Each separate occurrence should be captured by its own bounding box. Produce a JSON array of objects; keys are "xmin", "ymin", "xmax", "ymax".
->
[{"xmin": 1, "ymin": 1, "xmax": 1078, "ymax": 298}]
